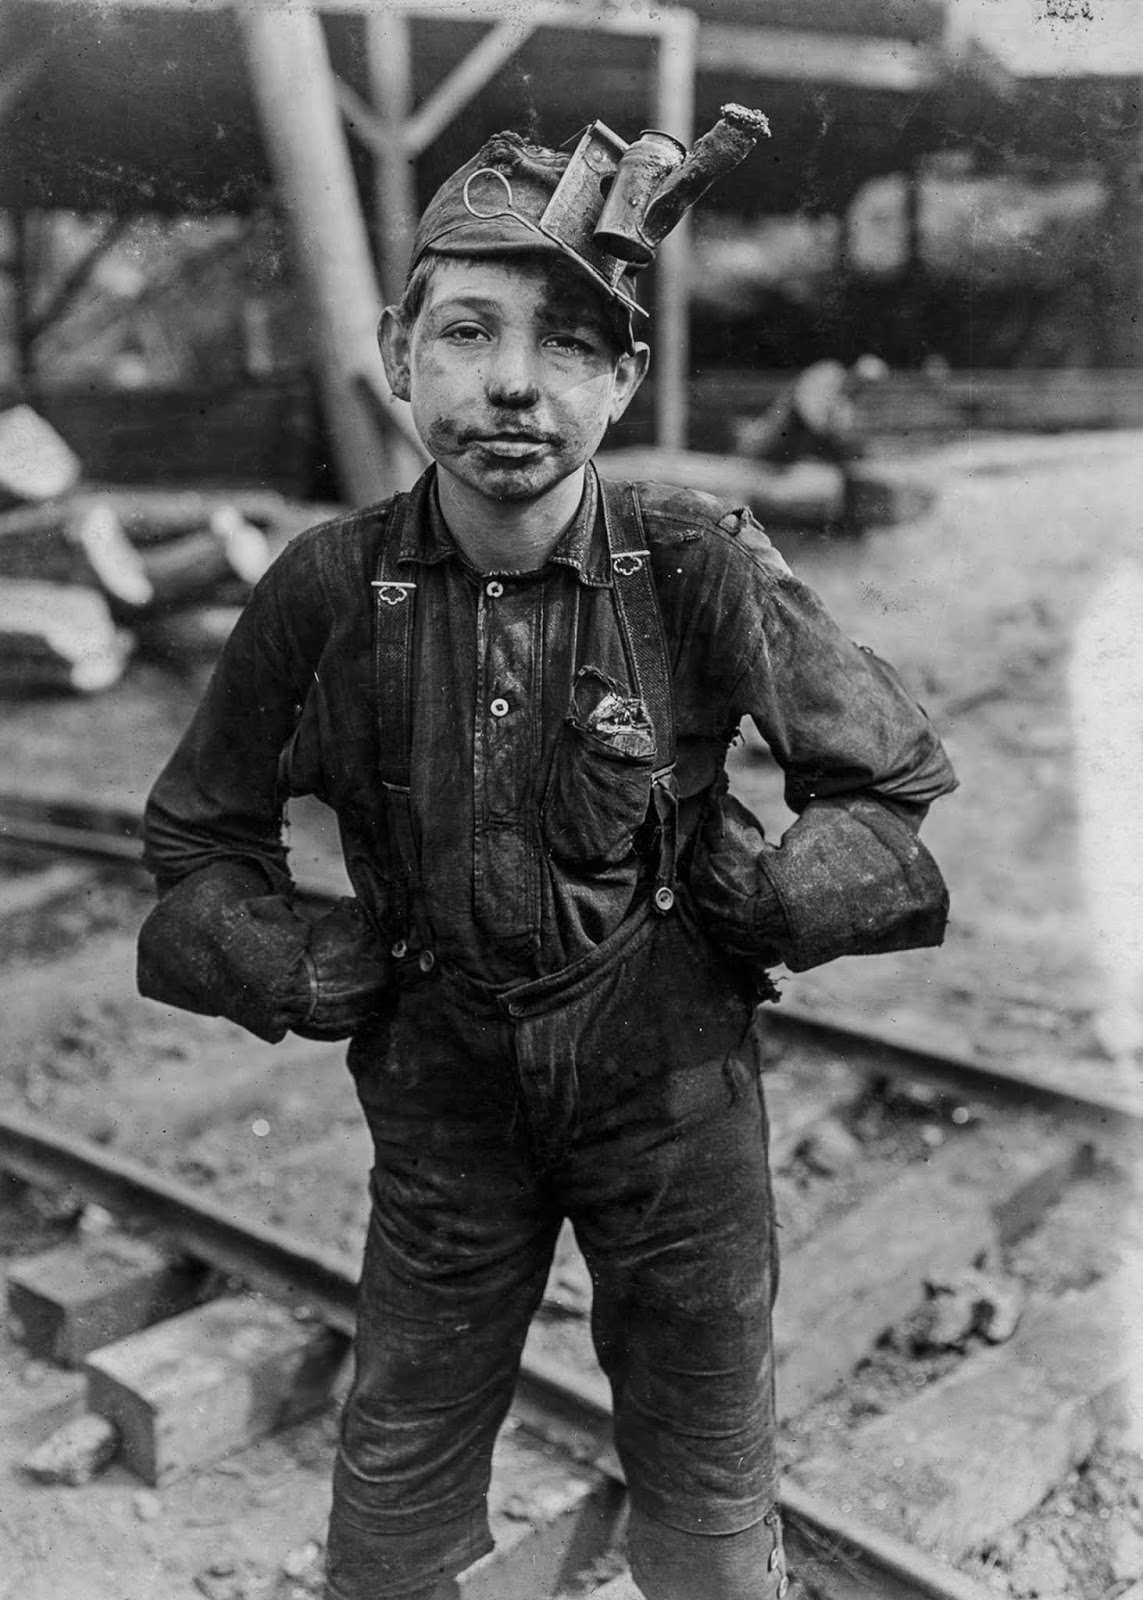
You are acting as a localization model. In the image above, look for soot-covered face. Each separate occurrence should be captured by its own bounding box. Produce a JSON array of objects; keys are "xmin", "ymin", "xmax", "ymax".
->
[{"xmin": 381, "ymin": 254, "xmax": 648, "ymax": 509}]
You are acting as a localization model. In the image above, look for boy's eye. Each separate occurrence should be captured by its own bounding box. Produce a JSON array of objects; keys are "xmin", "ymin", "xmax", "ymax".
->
[
  {"xmin": 443, "ymin": 322, "xmax": 490, "ymax": 343},
  {"xmin": 545, "ymin": 333, "xmax": 597, "ymax": 355}
]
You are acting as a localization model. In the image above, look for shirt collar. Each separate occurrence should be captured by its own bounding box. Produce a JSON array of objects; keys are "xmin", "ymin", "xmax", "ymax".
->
[{"xmin": 399, "ymin": 465, "xmax": 611, "ymax": 587}]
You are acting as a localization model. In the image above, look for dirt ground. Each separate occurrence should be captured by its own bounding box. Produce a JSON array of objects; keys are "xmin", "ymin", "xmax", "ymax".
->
[
  {"xmin": 2, "ymin": 427, "xmax": 1143, "ymax": 1597},
  {"xmin": 727, "ymin": 428, "xmax": 1143, "ymax": 1086}
]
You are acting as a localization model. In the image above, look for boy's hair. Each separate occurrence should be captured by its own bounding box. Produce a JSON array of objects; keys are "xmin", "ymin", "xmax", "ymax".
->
[{"xmin": 397, "ymin": 249, "xmax": 634, "ymax": 361}]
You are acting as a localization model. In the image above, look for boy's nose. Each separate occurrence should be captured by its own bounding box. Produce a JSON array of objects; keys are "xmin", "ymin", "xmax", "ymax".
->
[{"xmin": 485, "ymin": 339, "xmax": 541, "ymax": 409}]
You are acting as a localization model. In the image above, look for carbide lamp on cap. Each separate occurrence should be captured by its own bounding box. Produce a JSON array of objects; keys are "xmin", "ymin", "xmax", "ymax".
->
[{"xmin": 408, "ymin": 105, "xmax": 770, "ymax": 352}]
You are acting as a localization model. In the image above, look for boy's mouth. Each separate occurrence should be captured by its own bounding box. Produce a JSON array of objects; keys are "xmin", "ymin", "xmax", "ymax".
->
[{"xmin": 471, "ymin": 432, "xmax": 552, "ymax": 460}]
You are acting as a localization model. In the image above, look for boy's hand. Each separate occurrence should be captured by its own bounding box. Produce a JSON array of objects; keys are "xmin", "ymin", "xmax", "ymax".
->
[
  {"xmin": 294, "ymin": 897, "xmax": 392, "ymax": 1041},
  {"xmin": 138, "ymin": 862, "xmax": 390, "ymax": 1043},
  {"xmin": 688, "ymin": 790, "xmax": 787, "ymax": 963}
]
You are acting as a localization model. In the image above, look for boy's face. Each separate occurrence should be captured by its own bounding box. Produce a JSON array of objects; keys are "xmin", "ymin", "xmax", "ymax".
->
[{"xmin": 381, "ymin": 256, "xmax": 648, "ymax": 510}]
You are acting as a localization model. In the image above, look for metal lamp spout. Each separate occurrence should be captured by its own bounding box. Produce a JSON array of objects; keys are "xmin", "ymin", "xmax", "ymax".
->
[{"xmin": 593, "ymin": 103, "xmax": 771, "ymax": 266}]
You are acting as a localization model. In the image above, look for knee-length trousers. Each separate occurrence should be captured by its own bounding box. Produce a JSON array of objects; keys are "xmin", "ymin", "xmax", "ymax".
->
[{"xmin": 326, "ymin": 901, "xmax": 780, "ymax": 1599}]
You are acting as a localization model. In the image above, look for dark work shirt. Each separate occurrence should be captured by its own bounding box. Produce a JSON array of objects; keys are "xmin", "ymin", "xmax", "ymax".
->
[{"xmin": 143, "ymin": 467, "xmax": 956, "ymax": 988}]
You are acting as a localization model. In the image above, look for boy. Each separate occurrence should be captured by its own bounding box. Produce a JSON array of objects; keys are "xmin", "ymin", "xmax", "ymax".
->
[{"xmin": 139, "ymin": 115, "xmax": 956, "ymax": 1600}]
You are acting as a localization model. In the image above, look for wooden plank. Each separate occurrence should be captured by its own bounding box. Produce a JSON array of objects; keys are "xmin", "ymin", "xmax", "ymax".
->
[
  {"xmin": 699, "ymin": 24, "xmax": 938, "ymax": 90},
  {"xmin": 0, "ymin": 403, "xmax": 81, "ymax": 505},
  {"xmin": 0, "ymin": 860, "xmax": 98, "ymax": 919},
  {"xmin": 597, "ymin": 446, "xmax": 845, "ymax": 524},
  {"xmin": 680, "ymin": 369, "xmax": 1143, "ymax": 452},
  {"xmin": 793, "ymin": 1266, "xmax": 1143, "ymax": 1560},
  {"xmin": 84, "ymin": 1293, "xmax": 349, "ymax": 1485},
  {"xmin": 774, "ymin": 1126, "xmax": 1086, "ymax": 1419},
  {"xmin": 0, "ymin": 582, "xmax": 131, "ymax": 694},
  {"xmin": 7, "ymin": 1233, "xmax": 204, "ymax": 1366}
]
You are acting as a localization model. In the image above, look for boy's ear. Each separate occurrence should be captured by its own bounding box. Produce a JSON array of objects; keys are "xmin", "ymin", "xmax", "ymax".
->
[
  {"xmin": 379, "ymin": 307, "xmax": 412, "ymax": 402},
  {"xmin": 609, "ymin": 342, "xmax": 651, "ymax": 425}
]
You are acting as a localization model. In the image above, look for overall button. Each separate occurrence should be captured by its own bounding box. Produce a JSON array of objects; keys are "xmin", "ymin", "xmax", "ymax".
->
[
  {"xmin": 485, "ymin": 579, "xmax": 504, "ymax": 598},
  {"xmin": 490, "ymin": 697, "xmax": 510, "ymax": 718}
]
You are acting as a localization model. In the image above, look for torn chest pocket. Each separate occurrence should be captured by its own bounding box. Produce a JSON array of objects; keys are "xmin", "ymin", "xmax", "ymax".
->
[{"xmin": 541, "ymin": 667, "xmax": 656, "ymax": 870}]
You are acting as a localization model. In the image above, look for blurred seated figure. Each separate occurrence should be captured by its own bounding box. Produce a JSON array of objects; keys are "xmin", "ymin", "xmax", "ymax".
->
[
  {"xmin": 734, "ymin": 354, "xmax": 889, "ymax": 467},
  {"xmin": 733, "ymin": 355, "xmax": 889, "ymax": 532}
]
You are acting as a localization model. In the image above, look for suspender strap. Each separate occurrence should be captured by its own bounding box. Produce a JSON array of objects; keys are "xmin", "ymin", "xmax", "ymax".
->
[
  {"xmin": 597, "ymin": 474, "xmax": 679, "ymax": 913},
  {"xmin": 374, "ymin": 476, "xmax": 681, "ymax": 944},
  {"xmin": 372, "ymin": 494, "xmax": 432, "ymax": 961}
]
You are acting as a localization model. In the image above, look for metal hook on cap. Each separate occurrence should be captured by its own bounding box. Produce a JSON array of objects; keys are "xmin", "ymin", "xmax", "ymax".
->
[{"xmin": 462, "ymin": 167, "xmax": 519, "ymax": 221}]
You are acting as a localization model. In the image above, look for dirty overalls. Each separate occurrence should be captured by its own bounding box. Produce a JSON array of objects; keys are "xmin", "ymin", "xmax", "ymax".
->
[{"xmin": 322, "ymin": 470, "xmax": 788, "ymax": 1600}]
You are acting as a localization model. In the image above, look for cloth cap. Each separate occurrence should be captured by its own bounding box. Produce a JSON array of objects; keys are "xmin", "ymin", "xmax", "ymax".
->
[{"xmin": 408, "ymin": 129, "xmax": 645, "ymax": 352}]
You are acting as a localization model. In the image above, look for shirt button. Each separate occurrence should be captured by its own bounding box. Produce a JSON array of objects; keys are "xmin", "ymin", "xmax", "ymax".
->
[
  {"xmin": 490, "ymin": 697, "xmax": 510, "ymax": 718},
  {"xmin": 485, "ymin": 579, "xmax": 504, "ymax": 598}
]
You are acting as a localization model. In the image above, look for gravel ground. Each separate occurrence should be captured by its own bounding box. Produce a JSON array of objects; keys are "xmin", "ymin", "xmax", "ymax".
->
[{"xmin": 1, "ymin": 428, "xmax": 1141, "ymax": 1597}]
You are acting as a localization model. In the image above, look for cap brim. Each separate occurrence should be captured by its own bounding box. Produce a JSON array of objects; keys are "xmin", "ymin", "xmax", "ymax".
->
[{"xmin": 419, "ymin": 217, "xmax": 645, "ymax": 351}]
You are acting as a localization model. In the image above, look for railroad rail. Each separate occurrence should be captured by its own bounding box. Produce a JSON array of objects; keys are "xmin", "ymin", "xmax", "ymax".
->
[
  {"xmin": 0, "ymin": 1109, "xmax": 995, "ymax": 1600},
  {"xmin": 0, "ymin": 786, "xmax": 1133, "ymax": 1600}
]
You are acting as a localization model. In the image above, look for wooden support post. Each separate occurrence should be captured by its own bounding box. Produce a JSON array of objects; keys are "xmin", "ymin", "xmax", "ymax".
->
[
  {"xmin": 653, "ymin": 12, "xmax": 697, "ymax": 453},
  {"xmin": 239, "ymin": 11, "xmax": 416, "ymax": 503},
  {"xmin": 365, "ymin": 11, "xmax": 416, "ymax": 304},
  {"xmin": 26, "ymin": 214, "xmax": 133, "ymax": 350},
  {"xmin": 364, "ymin": 10, "xmax": 426, "ymax": 490},
  {"xmin": 402, "ymin": 15, "xmax": 537, "ymax": 156}
]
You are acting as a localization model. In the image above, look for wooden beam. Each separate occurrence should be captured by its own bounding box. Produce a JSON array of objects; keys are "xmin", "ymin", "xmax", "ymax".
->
[
  {"xmin": 337, "ymin": 16, "xmax": 538, "ymax": 163},
  {"xmin": 8, "ymin": 1234, "xmax": 204, "ymax": 1367},
  {"xmin": 26, "ymin": 214, "xmax": 134, "ymax": 347},
  {"xmin": 84, "ymin": 1294, "xmax": 349, "ymax": 1485},
  {"xmin": 699, "ymin": 24, "xmax": 939, "ymax": 91},
  {"xmin": 652, "ymin": 9, "xmax": 697, "ymax": 453},
  {"xmin": 14, "ymin": 0, "xmax": 693, "ymax": 39},
  {"xmin": 364, "ymin": 11, "xmax": 416, "ymax": 301},
  {"xmin": 333, "ymin": 72, "xmax": 389, "ymax": 158},
  {"xmin": 239, "ymin": 9, "xmax": 414, "ymax": 502},
  {"xmin": 402, "ymin": 15, "xmax": 537, "ymax": 156},
  {"xmin": 794, "ymin": 1268, "xmax": 1140, "ymax": 1560}
]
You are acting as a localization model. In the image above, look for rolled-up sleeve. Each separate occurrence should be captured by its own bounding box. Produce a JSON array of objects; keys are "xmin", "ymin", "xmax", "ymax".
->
[
  {"xmin": 688, "ymin": 511, "xmax": 957, "ymax": 972},
  {"xmin": 732, "ymin": 572, "xmax": 956, "ymax": 816},
  {"xmin": 142, "ymin": 538, "xmax": 327, "ymax": 894}
]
